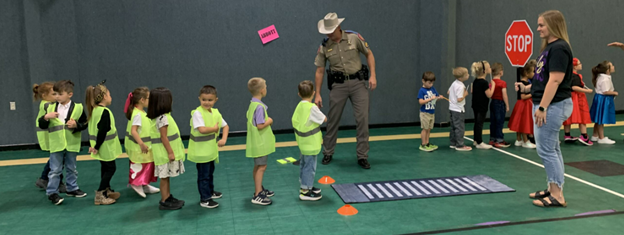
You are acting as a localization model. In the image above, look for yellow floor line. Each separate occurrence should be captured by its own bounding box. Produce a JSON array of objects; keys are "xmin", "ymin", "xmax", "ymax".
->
[{"xmin": 2, "ymin": 121, "xmax": 623, "ymax": 167}]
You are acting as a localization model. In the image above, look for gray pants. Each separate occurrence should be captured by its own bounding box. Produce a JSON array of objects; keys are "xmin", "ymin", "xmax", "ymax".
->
[
  {"xmin": 449, "ymin": 111, "xmax": 466, "ymax": 147},
  {"xmin": 323, "ymin": 79, "xmax": 370, "ymax": 160}
]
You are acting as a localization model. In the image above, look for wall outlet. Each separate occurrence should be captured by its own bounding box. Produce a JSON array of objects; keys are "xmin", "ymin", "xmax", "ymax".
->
[{"xmin": 10, "ymin": 102, "xmax": 16, "ymax": 110}]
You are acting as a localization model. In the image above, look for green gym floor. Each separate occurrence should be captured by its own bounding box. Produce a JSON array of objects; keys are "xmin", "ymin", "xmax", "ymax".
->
[{"xmin": 2, "ymin": 117, "xmax": 624, "ymax": 235}]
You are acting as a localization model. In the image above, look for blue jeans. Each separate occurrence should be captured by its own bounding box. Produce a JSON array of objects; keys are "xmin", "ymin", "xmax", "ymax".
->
[
  {"xmin": 533, "ymin": 98, "xmax": 572, "ymax": 189},
  {"xmin": 196, "ymin": 161, "xmax": 215, "ymax": 202},
  {"xmin": 46, "ymin": 150, "xmax": 78, "ymax": 195},
  {"xmin": 489, "ymin": 99, "xmax": 506, "ymax": 143},
  {"xmin": 41, "ymin": 160, "xmax": 64, "ymax": 182},
  {"xmin": 299, "ymin": 155, "xmax": 317, "ymax": 189}
]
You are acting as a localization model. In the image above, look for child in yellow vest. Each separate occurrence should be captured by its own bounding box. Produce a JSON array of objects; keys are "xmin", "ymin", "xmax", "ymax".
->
[
  {"xmin": 292, "ymin": 81, "xmax": 326, "ymax": 201},
  {"xmin": 86, "ymin": 82, "xmax": 123, "ymax": 205},
  {"xmin": 246, "ymin": 77, "xmax": 275, "ymax": 206},
  {"xmin": 147, "ymin": 87, "xmax": 186, "ymax": 210},
  {"xmin": 188, "ymin": 85, "xmax": 230, "ymax": 209},
  {"xmin": 38, "ymin": 80, "xmax": 89, "ymax": 205},
  {"xmin": 33, "ymin": 82, "xmax": 68, "ymax": 193},
  {"xmin": 124, "ymin": 87, "xmax": 160, "ymax": 198}
]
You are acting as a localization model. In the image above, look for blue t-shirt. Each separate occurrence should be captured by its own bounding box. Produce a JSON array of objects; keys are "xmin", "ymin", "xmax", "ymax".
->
[{"xmin": 418, "ymin": 87, "xmax": 438, "ymax": 113}]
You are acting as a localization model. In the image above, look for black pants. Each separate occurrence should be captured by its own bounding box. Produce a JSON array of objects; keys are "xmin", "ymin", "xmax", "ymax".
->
[
  {"xmin": 473, "ymin": 110, "xmax": 488, "ymax": 144},
  {"xmin": 98, "ymin": 160, "xmax": 117, "ymax": 191}
]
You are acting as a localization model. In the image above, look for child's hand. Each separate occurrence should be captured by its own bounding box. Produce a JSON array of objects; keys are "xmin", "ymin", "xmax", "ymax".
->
[
  {"xmin": 506, "ymin": 106, "xmax": 510, "ymax": 112},
  {"xmin": 140, "ymin": 143, "xmax": 149, "ymax": 154},
  {"xmin": 44, "ymin": 112, "xmax": 59, "ymax": 120},
  {"xmin": 218, "ymin": 139, "xmax": 227, "ymax": 147},
  {"xmin": 464, "ymin": 90, "xmax": 469, "ymax": 96},
  {"xmin": 614, "ymin": 91, "xmax": 619, "ymax": 96},
  {"xmin": 88, "ymin": 147, "xmax": 98, "ymax": 155},
  {"xmin": 66, "ymin": 118, "xmax": 77, "ymax": 129},
  {"xmin": 267, "ymin": 117, "xmax": 273, "ymax": 125},
  {"xmin": 168, "ymin": 153, "xmax": 175, "ymax": 162},
  {"xmin": 437, "ymin": 95, "xmax": 445, "ymax": 100},
  {"xmin": 212, "ymin": 123, "xmax": 219, "ymax": 132}
]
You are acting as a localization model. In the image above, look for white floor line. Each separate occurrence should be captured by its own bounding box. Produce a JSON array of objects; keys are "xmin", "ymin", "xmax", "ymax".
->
[{"xmin": 464, "ymin": 136, "xmax": 624, "ymax": 199}]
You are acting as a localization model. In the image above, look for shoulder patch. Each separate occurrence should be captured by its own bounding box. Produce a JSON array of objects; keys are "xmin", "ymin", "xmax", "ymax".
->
[{"xmin": 345, "ymin": 30, "xmax": 364, "ymax": 41}]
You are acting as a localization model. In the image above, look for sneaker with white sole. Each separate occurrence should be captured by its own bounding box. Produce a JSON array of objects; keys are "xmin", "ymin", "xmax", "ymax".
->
[
  {"xmin": 299, "ymin": 189, "xmax": 322, "ymax": 201},
  {"xmin": 591, "ymin": 136, "xmax": 599, "ymax": 142},
  {"xmin": 211, "ymin": 191, "xmax": 223, "ymax": 199},
  {"xmin": 251, "ymin": 191, "xmax": 272, "ymax": 205},
  {"xmin": 578, "ymin": 135, "xmax": 594, "ymax": 146},
  {"xmin": 311, "ymin": 187, "xmax": 321, "ymax": 194},
  {"xmin": 49, "ymin": 193, "xmax": 64, "ymax": 205},
  {"xmin": 514, "ymin": 140, "xmax": 523, "ymax": 147},
  {"xmin": 35, "ymin": 178, "xmax": 48, "ymax": 190},
  {"xmin": 476, "ymin": 143, "xmax": 493, "ymax": 149},
  {"xmin": 522, "ymin": 141, "xmax": 536, "ymax": 149},
  {"xmin": 143, "ymin": 184, "xmax": 160, "ymax": 194},
  {"xmin": 449, "ymin": 145, "xmax": 456, "ymax": 149},
  {"xmin": 131, "ymin": 185, "xmax": 146, "ymax": 198},
  {"xmin": 598, "ymin": 138, "xmax": 616, "ymax": 144},
  {"xmin": 66, "ymin": 189, "xmax": 87, "ymax": 198},
  {"xmin": 200, "ymin": 199, "xmax": 219, "ymax": 208},
  {"xmin": 455, "ymin": 146, "xmax": 472, "ymax": 151}
]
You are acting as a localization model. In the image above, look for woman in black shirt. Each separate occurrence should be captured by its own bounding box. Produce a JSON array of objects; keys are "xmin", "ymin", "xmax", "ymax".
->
[{"xmin": 517, "ymin": 10, "xmax": 573, "ymax": 208}]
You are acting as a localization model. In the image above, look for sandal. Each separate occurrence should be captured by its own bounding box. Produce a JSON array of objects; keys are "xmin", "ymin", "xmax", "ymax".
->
[
  {"xmin": 533, "ymin": 195, "xmax": 567, "ymax": 207},
  {"xmin": 529, "ymin": 190, "xmax": 550, "ymax": 199}
]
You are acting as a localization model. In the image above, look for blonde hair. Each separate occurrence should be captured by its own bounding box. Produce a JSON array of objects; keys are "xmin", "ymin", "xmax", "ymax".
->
[
  {"xmin": 453, "ymin": 67, "xmax": 468, "ymax": 79},
  {"xmin": 539, "ymin": 10, "xmax": 571, "ymax": 52},
  {"xmin": 471, "ymin": 61, "xmax": 490, "ymax": 77},
  {"xmin": 85, "ymin": 84, "xmax": 109, "ymax": 121},
  {"xmin": 248, "ymin": 77, "xmax": 266, "ymax": 96}
]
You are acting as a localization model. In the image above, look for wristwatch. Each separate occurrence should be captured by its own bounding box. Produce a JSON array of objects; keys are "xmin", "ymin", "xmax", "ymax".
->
[{"xmin": 538, "ymin": 106, "xmax": 546, "ymax": 112}]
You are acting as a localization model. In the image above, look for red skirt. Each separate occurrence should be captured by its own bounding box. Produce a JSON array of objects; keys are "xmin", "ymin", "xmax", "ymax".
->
[
  {"xmin": 129, "ymin": 161, "xmax": 158, "ymax": 186},
  {"xmin": 563, "ymin": 91, "xmax": 592, "ymax": 125},
  {"xmin": 508, "ymin": 98, "xmax": 534, "ymax": 135}
]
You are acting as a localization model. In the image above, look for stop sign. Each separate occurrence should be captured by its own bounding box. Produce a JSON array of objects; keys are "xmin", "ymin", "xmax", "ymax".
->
[{"xmin": 505, "ymin": 20, "xmax": 533, "ymax": 67}]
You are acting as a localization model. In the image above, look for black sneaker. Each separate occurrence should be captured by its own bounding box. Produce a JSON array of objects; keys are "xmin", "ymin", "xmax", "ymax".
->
[
  {"xmin": 200, "ymin": 199, "xmax": 219, "ymax": 209},
  {"xmin": 35, "ymin": 178, "xmax": 48, "ymax": 190},
  {"xmin": 299, "ymin": 189, "xmax": 322, "ymax": 201},
  {"xmin": 58, "ymin": 182, "xmax": 67, "ymax": 193},
  {"xmin": 322, "ymin": 155, "xmax": 332, "ymax": 165},
  {"xmin": 211, "ymin": 191, "xmax": 223, "ymax": 199},
  {"xmin": 159, "ymin": 195, "xmax": 183, "ymax": 210},
  {"xmin": 311, "ymin": 187, "xmax": 321, "ymax": 194},
  {"xmin": 169, "ymin": 194, "xmax": 185, "ymax": 206},
  {"xmin": 48, "ymin": 194, "xmax": 64, "ymax": 205},
  {"xmin": 66, "ymin": 189, "xmax": 87, "ymax": 198},
  {"xmin": 262, "ymin": 186, "xmax": 274, "ymax": 197},
  {"xmin": 251, "ymin": 191, "xmax": 272, "ymax": 205},
  {"xmin": 358, "ymin": 159, "xmax": 371, "ymax": 169},
  {"xmin": 292, "ymin": 160, "xmax": 301, "ymax": 166}
]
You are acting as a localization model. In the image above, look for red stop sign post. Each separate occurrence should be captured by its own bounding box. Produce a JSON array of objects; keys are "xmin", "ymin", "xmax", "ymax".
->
[{"xmin": 505, "ymin": 20, "xmax": 534, "ymax": 100}]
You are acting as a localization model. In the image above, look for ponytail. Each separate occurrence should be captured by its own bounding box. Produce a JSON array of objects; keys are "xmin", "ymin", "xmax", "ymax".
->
[
  {"xmin": 471, "ymin": 61, "xmax": 489, "ymax": 77},
  {"xmin": 592, "ymin": 61, "xmax": 611, "ymax": 87},
  {"xmin": 124, "ymin": 87, "xmax": 150, "ymax": 120},
  {"xmin": 85, "ymin": 84, "xmax": 109, "ymax": 121}
]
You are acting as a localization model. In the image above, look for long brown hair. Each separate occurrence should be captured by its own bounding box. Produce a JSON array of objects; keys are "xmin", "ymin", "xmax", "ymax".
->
[
  {"xmin": 539, "ymin": 10, "xmax": 571, "ymax": 52},
  {"xmin": 32, "ymin": 82, "xmax": 54, "ymax": 101},
  {"xmin": 85, "ymin": 84, "xmax": 109, "ymax": 121},
  {"xmin": 125, "ymin": 87, "xmax": 149, "ymax": 120},
  {"xmin": 592, "ymin": 61, "xmax": 611, "ymax": 87}
]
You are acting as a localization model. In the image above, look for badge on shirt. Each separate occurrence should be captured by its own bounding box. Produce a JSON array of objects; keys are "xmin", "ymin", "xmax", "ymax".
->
[{"xmin": 365, "ymin": 42, "xmax": 369, "ymax": 48}]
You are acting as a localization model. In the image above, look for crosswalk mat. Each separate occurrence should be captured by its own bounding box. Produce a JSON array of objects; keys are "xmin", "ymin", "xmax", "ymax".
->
[{"xmin": 331, "ymin": 175, "xmax": 515, "ymax": 203}]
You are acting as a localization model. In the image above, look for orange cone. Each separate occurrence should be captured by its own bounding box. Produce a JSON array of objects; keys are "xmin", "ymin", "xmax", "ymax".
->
[
  {"xmin": 318, "ymin": 175, "xmax": 335, "ymax": 184},
  {"xmin": 337, "ymin": 204, "xmax": 358, "ymax": 216}
]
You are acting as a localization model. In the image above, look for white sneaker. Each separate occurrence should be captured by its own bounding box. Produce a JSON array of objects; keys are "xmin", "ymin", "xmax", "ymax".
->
[
  {"xmin": 455, "ymin": 146, "xmax": 472, "ymax": 151},
  {"xmin": 143, "ymin": 184, "xmax": 161, "ymax": 194},
  {"xmin": 476, "ymin": 143, "xmax": 493, "ymax": 149},
  {"xmin": 131, "ymin": 185, "xmax": 146, "ymax": 198},
  {"xmin": 591, "ymin": 136, "xmax": 599, "ymax": 142},
  {"xmin": 598, "ymin": 138, "xmax": 616, "ymax": 144},
  {"xmin": 514, "ymin": 140, "xmax": 523, "ymax": 147},
  {"xmin": 449, "ymin": 146, "xmax": 456, "ymax": 149},
  {"xmin": 522, "ymin": 141, "xmax": 536, "ymax": 149}
]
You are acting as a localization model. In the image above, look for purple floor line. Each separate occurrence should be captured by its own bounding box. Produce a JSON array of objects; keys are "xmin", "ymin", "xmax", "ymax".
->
[
  {"xmin": 475, "ymin": 221, "xmax": 510, "ymax": 226},
  {"xmin": 575, "ymin": 209, "xmax": 616, "ymax": 216}
]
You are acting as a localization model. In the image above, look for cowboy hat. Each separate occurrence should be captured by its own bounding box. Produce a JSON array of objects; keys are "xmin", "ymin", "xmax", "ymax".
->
[{"xmin": 318, "ymin": 13, "xmax": 344, "ymax": 34}]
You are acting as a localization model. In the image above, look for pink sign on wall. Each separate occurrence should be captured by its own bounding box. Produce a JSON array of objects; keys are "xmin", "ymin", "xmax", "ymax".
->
[{"xmin": 258, "ymin": 25, "xmax": 279, "ymax": 44}]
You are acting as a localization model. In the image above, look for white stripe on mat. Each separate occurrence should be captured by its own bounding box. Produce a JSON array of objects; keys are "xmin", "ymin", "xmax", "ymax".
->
[{"xmin": 358, "ymin": 185, "xmax": 375, "ymax": 199}]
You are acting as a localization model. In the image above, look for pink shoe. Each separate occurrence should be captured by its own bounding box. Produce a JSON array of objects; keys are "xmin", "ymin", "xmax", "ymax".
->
[
  {"xmin": 564, "ymin": 136, "xmax": 578, "ymax": 143},
  {"xmin": 578, "ymin": 135, "xmax": 593, "ymax": 146}
]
